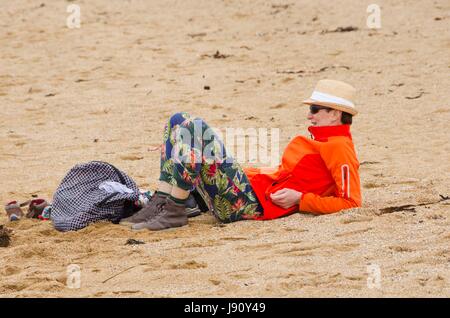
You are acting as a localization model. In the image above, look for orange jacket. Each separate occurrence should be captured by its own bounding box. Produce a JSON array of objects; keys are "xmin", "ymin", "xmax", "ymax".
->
[{"xmin": 244, "ymin": 125, "xmax": 361, "ymax": 219}]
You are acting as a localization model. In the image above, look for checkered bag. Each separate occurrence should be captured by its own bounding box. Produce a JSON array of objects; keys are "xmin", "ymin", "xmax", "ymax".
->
[{"xmin": 51, "ymin": 161, "xmax": 140, "ymax": 232}]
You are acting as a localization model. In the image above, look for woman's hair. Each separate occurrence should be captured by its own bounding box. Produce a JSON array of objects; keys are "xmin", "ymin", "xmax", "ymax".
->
[{"xmin": 341, "ymin": 112, "xmax": 353, "ymax": 125}]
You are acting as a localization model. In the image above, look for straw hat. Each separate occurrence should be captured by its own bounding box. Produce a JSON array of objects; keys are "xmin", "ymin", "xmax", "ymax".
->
[{"xmin": 303, "ymin": 79, "xmax": 358, "ymax": 115}]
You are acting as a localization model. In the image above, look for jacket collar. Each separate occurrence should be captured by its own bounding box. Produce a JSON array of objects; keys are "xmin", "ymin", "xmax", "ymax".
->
[{"xmin": 308, "ymin": 124, "xmax": 352, "ymax": 141}]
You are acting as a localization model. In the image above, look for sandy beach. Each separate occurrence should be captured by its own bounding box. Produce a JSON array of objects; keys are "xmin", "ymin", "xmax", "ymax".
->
[{"xmin": 0, "ymin": 0, "xmax": 449, "ymax": 297}]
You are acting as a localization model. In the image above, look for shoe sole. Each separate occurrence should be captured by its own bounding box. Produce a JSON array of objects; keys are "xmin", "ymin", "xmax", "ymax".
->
[
  {"xmin": 119, "ymin": 219, "xmax": 150, "ymax": 227},
  {"xmin": 131, "ymin": 223, "xmax": 188, "ymax": 232},
  {"xmin": 186, "ymin": 207, "xmax": 202, "ymax": 218}
]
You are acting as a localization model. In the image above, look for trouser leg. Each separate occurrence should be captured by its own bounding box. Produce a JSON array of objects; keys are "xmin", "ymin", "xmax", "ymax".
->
[{"xmin": 159, "ymin": 112, "xmax": 263, "ymax": 222}]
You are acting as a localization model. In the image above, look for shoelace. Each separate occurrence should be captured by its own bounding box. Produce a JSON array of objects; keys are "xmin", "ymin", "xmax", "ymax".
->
[
  {"xmin": 140, "ymin": 201, "xmax": 166, "ymax": 223},
  {"xmin": 153, "ymin": 201, "xmax": 167, "ymax": 217},
  {"xmin": 133, "ymin": 195, "xmax": 159, "ymax": 218}
]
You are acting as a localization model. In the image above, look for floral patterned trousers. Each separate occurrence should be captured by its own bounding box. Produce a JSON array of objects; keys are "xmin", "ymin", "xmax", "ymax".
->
[{"xmin": 159, "ymin": 112, "xmax": 263, "ymax": 222}]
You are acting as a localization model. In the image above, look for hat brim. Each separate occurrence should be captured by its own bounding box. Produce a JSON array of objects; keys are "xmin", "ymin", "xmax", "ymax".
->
[{"xmin": 302, "ymin": 99, "xmax": 358, "ymax": 116}]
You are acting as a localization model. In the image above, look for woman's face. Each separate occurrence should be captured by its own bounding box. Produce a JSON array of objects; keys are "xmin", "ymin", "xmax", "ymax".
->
[{"xmin": 307, "ymin": 106, "xmax": 342, "ymax": 127}]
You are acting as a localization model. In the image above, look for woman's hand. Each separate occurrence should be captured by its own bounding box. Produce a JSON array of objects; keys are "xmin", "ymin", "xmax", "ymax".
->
[{"xmin": 270, "ymin": 188, "xmax": 302, "ymax": 209}]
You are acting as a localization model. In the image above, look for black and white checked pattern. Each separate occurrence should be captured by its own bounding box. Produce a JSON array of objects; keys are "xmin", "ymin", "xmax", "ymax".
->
[{"xmin": 51, "ymin": 161, "xmax": 140, "ymax": 232}]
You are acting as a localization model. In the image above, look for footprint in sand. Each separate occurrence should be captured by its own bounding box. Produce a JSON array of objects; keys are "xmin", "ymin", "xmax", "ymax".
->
[
  {"xmin": 38, "ymin": 228, "xmax": 57, "ymax": 236},
  {"xmin": 27, "ymin": 87, "xmax": 43, "ymax": 94},
  {"xmin": 222, "ymin": 237, "xmax": 247, "ymax": 241},
  {"xmin": 169, "ymin": 260, "xmax": 207, "ymax": 270},
  {"xmin": 279, "ymin": 244, "xmax": 321, "ymax": 254},
  {"xmin": 434, "ymin": 248, "xmax": 450, "ymax": 259},
  {"xmin": 278, "ymin": 249, "xmax": 315, "ymax": 257},
  {"xmin": 25, "ymin": 106, "xmax": 45, "ymax": 113},
  {"xmin": 270, "ymin": 103, "xmax": 287, "ymax": 109},
  {"xmin": 14, "ymin": 141, "xmax": 27, "ymax": 147},
  {"xmin": 113, "ymin": 290, "xmax": 140, "ymax": 295},
  {"xmin": 402, "ymin": 257, "xmax": 424, "ymax": 265},
  {"xmin": 363, "ymin": 181, "xmax": 387, "ymax": 189},
  {"xmin": 432, "ymin": 108, "xmax": 450, "ymax": 114},
  {"xmin": 343, "ymin": 275, "xmax": 365, "ymax": 282},
  {"xmin": 238, "ymin": 242, "xmax": 273, "ymax": 252},
  {"xmin": 17, "ymin": 248, "xmax": 50, "ymax": 259},
  {"xmin": 89, "ymin": 109, "xmax": 110, "ymax": 115},
  {"xmin": 181, "ymin": 240, "xmax": 223, "ymax": 248},
  {"xmin": 392, "ymin": 180, "xmax": 419, "ymax": 185},
  {"xmin": 418, "ymin": 277, "xmax": 429, "ymax": 287},
  {"xmin": 230, "ymin": 272, "xmax": 251, "ymax": 280},
  {"xmin": 328, "ymin": 243, "xmax": 360, "ymax": 252},
  {"xmin": 255, "ymin": 244, "xmax": 320, "ymax": 259},
  {"xmin": 120, "ymin": 154, "xmax": 144, "ymax": 161},
  {"xmin": 335, "ymin": 227, "xmax": 373, "ymax": 237},
  {"xmin": 209, "ymin": 279, "xmax": 221, "ymax": 286},
  {"xmin": 276, "ymin": 273, "xmax": 296, "ymax": 280},
  {"xmin": 281, "ymin": 77, "xmax": 294, "ymax": 83},
  {"xmin": 389, "ymin": 245, "xmax": 414, "ymax": 252},
  {"xmin": 1, "ymin": 282, "xmax": 28, "ymax": 292},
  {"xmin": 340, "ymin": 216, "xmax": 373, "ymax": 224},
  {"xmin": 1, "ymin": 265, "xmax": 21, "ymax": 276},
  {"xmin": 7, "ymin": 133, "xmax": 26, "ymax": 139},
  {"xmin": 32, "ymin": 281, "xmax": 66, "ymax": 292},
  {"xmin": 282, "ymin": 228, "xmax": 308, "ymax": 233}
]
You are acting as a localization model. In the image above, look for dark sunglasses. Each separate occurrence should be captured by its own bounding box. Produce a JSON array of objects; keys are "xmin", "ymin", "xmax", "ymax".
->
[{"xmin": 309, "ymin": 105, "xmax": 332, "ymax": 114}]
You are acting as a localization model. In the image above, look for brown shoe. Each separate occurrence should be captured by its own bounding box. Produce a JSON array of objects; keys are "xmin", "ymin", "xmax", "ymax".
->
[
  {"xmin": 119, "ymin": 192, "xmax": 167, "ymax": 226},
  {"xmin": 132, "ymin": 197, "xmax": 187, "ymax": 231}
]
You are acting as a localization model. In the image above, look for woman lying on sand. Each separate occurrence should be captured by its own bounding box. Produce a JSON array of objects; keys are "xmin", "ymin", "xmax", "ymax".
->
[{"xmin": 120, "ymin": 79, "xmax": 362, "ymax": 231}]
